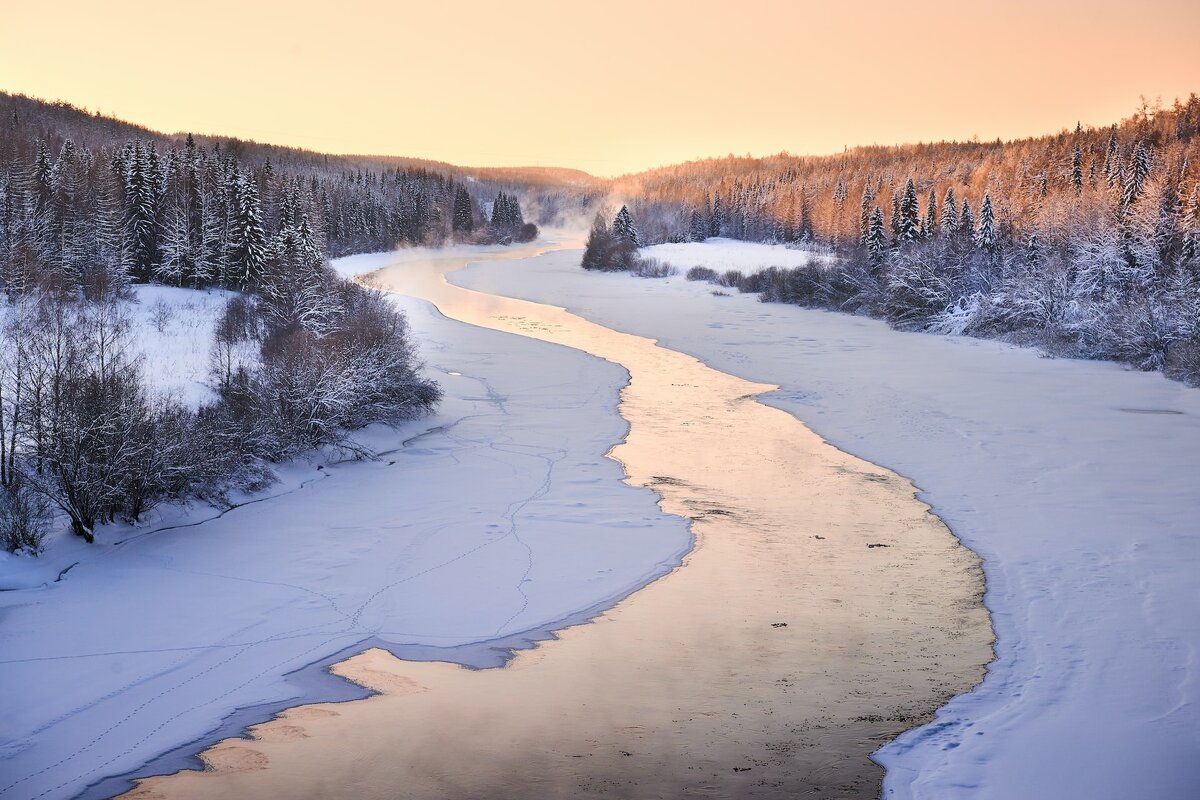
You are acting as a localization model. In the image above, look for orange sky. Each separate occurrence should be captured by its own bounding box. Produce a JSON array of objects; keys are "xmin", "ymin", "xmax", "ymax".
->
[{"xmin": 2, "ymin": 0, "xmax": 1197, "ymax": 176}]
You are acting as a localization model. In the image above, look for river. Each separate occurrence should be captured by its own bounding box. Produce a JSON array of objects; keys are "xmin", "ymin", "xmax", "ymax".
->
[{"xmin": 128, "ymin": 238, "xmax": 991, "ymax": 799}]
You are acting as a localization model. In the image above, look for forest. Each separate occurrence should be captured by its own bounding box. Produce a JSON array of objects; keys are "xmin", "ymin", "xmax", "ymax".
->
[
  {"xmin": 0, "ymin": 92, "xmax": 543, "ymax": 553},
  {"xmin": 597, "ymin": 98, "xmax": 1200, "ymax": 385}
]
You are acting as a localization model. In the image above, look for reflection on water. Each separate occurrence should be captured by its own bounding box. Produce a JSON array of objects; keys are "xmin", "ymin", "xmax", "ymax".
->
[{"xmin": 130, "ymin": 240, "xmax": 991, "ymax": 799}]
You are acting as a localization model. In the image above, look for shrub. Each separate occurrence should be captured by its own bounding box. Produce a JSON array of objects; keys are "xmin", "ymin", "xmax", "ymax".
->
[
  {"xmin": 631, "ymin": 257, "xmax": 677, "ymax": 278},
  {"xmin": 0, "ymin": 477, "xmax": 51, "ymax": 554}
]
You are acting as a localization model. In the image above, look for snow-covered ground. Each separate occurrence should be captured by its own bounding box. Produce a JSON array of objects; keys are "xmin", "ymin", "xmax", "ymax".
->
[
  {"xmin": 454, "ymin": 244, "xmax": 1200, "ymax": 800},
  {"xmin": 0, "ymin": 270, "xmax": 690, "ymax": 799},
  {"xmin": 641, "ymin": 236, "xmax": 834, "ymax": 275},
  {"xmin": 126, "ymin": 286, "xmax": 238, "ymax": 408}
]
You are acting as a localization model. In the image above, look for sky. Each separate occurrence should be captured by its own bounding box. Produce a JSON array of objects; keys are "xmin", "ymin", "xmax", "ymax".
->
[{"xmin": 1, "ymin": 0, "xmax": 1197, "ymax": 177}]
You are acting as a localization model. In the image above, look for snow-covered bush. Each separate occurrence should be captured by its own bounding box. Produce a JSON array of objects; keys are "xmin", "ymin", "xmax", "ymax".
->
[
  {"xmin": 213, "ymin": 282, "xmax": 441, "ymax": 461},
  {"xmin": 630, "ymin": 257, "xmax": 677, "ymax": 278}
]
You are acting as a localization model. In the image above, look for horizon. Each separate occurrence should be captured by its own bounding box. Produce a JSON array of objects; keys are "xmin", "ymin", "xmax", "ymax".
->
[{"xmin": 3, "ymin": 0, "xmax": 1197, "ymax": 177}]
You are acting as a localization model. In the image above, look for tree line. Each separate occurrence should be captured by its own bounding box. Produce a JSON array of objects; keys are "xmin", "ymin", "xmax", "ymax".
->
[{"xmin": 597, "ymin": 98, "xmax": 1200, "ymax": 384}]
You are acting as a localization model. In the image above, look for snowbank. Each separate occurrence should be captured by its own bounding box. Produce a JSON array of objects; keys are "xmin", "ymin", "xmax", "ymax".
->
[
  {"xmin": 641, "ymin": 237, "xmax": 833, "ymax": 275},
  {"xmin": 0, "ymin": 274, "xmax": 690, "ymax": 800},
  {"xmin": 453, "ymin": 244, "xmax": 1200, "ymax": 800}
]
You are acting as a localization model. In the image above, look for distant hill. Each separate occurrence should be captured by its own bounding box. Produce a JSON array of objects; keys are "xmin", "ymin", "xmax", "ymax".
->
[{"xmin": 0, "ymin": 91, "xmax": 598, "ymax": 193}]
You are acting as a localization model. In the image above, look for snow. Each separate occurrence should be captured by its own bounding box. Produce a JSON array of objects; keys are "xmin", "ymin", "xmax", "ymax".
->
[
  {"xmin": 0, "ymin": 273, "xmax": 691, "ymax": 800},
  {"xmin": 126, "ymin": 286, "xmax": 238, "ymax": 408},
  {"xmin": 452, "ymin": 242, "xmax": 1200, "ymax": 800},
  {"xmin": 0, "ymin": 286, "xmax": 234, "ymax": 412},
  {"xmin": 640, "ymin": 237, "xmax": 834, "ymax": 275}
]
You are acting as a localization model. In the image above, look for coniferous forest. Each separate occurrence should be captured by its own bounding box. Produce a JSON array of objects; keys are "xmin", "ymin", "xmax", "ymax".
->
[
  {"xmin": 0, "ymin": 92, "xmax": 546, "ymax": 551},
  {"xmin": 598, "ymin": 98, "xmax": 1200, "ymax": 384}
]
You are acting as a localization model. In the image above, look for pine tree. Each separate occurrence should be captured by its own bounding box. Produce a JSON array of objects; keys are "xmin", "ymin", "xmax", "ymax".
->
[
  {"xmin": 959, "ymin": 197, "xmax": 975, "ymax": 238},
  {"xmin": 1103, "ymin": 126, "xmax": 1121, "ymax": 187},
  {"xmin": 889, "ymin": 188, "xmax": 903, "ymax": 239},
  {"xmin": 451, "ymin": 184, "xmax": 474, "ymax": 233},
  {"xmin": 866, "ymin": 206, "xmax": 887, "ymax": 264},
  {"xmin": 976, "ymin": 192, "xmax": 997, "ymax": 252},
  {"xmin": 896, "ymin": 179, "xmax": 921, "ymax": 242},
  {"xmin": 1072, "ymin": 142, "xmax": 1085, "ymax": 195},
  {"xmin": 123, "ymin": 141, "xmax": 162, "ymax": 282},
  {"xmin": 612, "ymin": 205, "xmax": 640, "ymax": 246},
  {"xmin": 1026, "ymin": 230, "xmax": 1044, "ymax": 271},
  {"xmin": 228, "ymin": 170, "xmax": 267, "ymax": 289},
  {"xmin": 1121, "ymin": 141, "xmax": 1152, "ymax": 208},
  {"xmin": 689, "ymin": 210, "xmax": 707, "ymax": 242},
  {"xmin": 924, "ymin": 189, "xmax": 938, "ymax": 239},
  {"xmin": 859, "ymin": 182, "xmax": 875, "ymax": 245},
  {"xmin": 90, "ymin": 169, "xmax": 131, "ymax": 299},
  {"xmin": 710, "ymin": 193, "xmax": 722, "ymax": 237},
  {"xmin": 940, "ymin": 187, "xmax": 958, "ymax": 235}
]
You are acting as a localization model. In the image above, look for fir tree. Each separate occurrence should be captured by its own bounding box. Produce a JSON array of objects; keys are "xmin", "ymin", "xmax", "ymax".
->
[
  {"xmin": 1026, "ymin": 229, "xmax": 1043, "ymax": 271},
  {"xmin": 924, "ymin": 189, "xmax": 938, "ymax": 239},
  {"xmin": 124, "ymin": 141, "xmax": 162, "ymax": 281},
  {"xmin": 1104, "ymin": 126, "xmax": 1121, "ymax": 187},
  {"xmin": 612, "ymin": 205, "xmax": 640, "ymax": 246},
  {"xmin": 959, "ymin": 197, "xmax": 975, "ymax": 238},
  {"xmin": 976, "ymin": 192, "xmax": 997, "ymax": 252},
  {"xmin": 859, "ymin": 183, "xmax": 875, "ymax": 245},
  {"xmin": 228, "ymin": 170, "xmax": 267, "ymax": 289},
  {"xmin": 451, "ymin": 184, "xmax": 474, "ymax": 233},
  {"xmin": 889, "ymin": 188, "xmax": 903, "ymax": 239},
  {"xmin": 896, "ymin": 179, "xmax": 921, "ymax": 242},
  {"xmin": 1072, "ymin": 142, "xmax": 1085, "ymax": 195},
  {"xmin": 866, "ymin": 206, "xmax": 887, "ymax": 264},
  {"xmin": 1121, "ymin": 141, "xmax": 1152, "ymax": 208},
  {"xmin": 940, "ymin": 187, "xmax": 958, "ymax": 235}
]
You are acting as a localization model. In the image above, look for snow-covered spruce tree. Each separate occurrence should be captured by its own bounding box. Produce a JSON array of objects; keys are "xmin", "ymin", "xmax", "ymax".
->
[
  {"xmin": 121, "ymin": 141, "xmax": 162, "ymax": 282},
  {"xmin": 940, "ymin": 187, "xmax": 958, "ymax": 235},
  {"xmin": 1072, "ymin": 142, "xmax": 1085, "ymax": 195},
  {"xmin": 228, "ymin": 170, "xmax": 267, "ymax": 290},
  {"xmin": 689, "ymin": 210, "xmax": 708, "ymax": 242},
  {"xmin": 866, "ymin": 206, "xmax": 888, "ymax": 264},
  {"xmin": 976, "ymin": 193, "xmax": 997, "ymax": 252},
  {"xmin": 924, "ymin": 189, "xmax": 938, "ymax": 239},
  {"xmin": 859, "ymin": 182, "xmax": 875, "ymax": 245},
  {"xmin": 612, "ymin": 205, "xmax": 641, "ymax": 246},
  {"xmin": 83, "ymin": 167, "xmax": 132, "ymax": 299},
  {"xmin": 896, "ymin": 179, "xmax": 921, "ymax": 243},
  {"xmin": 1121, "ymin": 141, "xmax": 1152, "ymax": 209},
  {"xmin": 451, "ymin": 184, "xmax": 474, "ymax": 234},
  {"xmin": 889, "ymin": 188, "xmax": 903, "ymax": 240},
  {"xmin": 1104, "ymin": 126, "xmax": 1121, "ymax": 187},
  {"xmin": 959, "ymin": 197, "xmax": 975, "ymax": 239}
]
